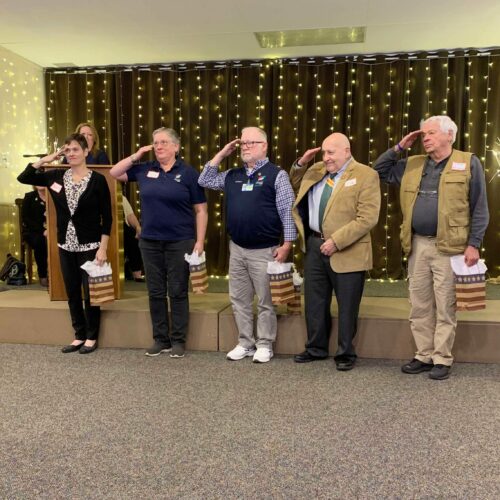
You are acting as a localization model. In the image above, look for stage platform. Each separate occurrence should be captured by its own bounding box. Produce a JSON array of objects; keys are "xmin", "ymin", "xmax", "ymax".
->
[{"xmin": 1, "ymin": 288, "xmax": 499, "ymax": 363}]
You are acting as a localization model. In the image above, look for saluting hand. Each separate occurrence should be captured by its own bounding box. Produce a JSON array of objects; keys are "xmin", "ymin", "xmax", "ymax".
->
[
  {"xmin": 298, "ymin": 147, "xmax": 321, "ymax": 167},
  {"xmin": 209, "ymin": 139, "xmax": 240, "ymax": 166},
  {"xmin": 34, "ymin": 147, "xmax": 65, "ymax": 168},
  {"xmin": 134, "ymin": 144, "xmax": 153, "ymax": 160},
  {"xmin": 396, "ymin": 130, "xmax": 422, "ymax": 151}
]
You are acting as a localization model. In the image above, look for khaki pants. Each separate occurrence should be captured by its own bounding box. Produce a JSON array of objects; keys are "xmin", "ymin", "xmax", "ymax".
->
[
  {"xmin": 408, "ymin": 235, "xmax": 457, "ymax": 366},
  {"xmin": 228, "ymin": 241, "xmax": 277, "ymax": 348}
]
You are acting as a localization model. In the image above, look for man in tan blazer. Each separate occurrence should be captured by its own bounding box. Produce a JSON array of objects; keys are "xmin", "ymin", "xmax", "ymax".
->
[{"xmin": 291, "ymin": 133, "xmax": 380, "ymax": 370}]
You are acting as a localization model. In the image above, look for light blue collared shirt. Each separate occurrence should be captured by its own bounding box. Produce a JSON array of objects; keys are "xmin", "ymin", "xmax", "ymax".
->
[{"xmin": 307, "ymin": 158, "xmax": 352, "ymax": 232}]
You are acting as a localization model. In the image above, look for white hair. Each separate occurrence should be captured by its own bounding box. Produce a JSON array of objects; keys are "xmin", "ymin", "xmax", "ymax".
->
[
  {"xmin": 421, "ymin": 115, "xmax": 458, "ymax": 143},
  {"xmin": 241, "ymin": 126, "xmax": 267, "ymax": 142}
]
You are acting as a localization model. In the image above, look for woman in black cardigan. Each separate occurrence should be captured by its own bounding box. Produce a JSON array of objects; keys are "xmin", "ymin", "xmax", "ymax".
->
[{"xmin": 18, "ymin": 133, "xmax": 112, "ymax": 354}]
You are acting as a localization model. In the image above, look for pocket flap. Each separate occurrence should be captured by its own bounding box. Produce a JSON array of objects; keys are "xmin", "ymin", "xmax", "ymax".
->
[
  {"xmin": 444, "ymin": 176, "xmax": 466, "ymax": 183},
  {"xmin": 449, "ymin": 215, "xmax": 468, "ymax": 227}
]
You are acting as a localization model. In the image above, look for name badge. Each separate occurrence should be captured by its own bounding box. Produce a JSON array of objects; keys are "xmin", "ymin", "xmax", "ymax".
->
[
  {"xmin": 147, "ymin": 170, "xmax": 160, "ymax": 178},
  {"xmin": 345, "ymin": 178, "xmax": 357, "ymax": 187},
  {"xmin": 242, "ymin": 183, "xmax": 254, "ymax": 192},
  {"xmin": 50, "ymin": 182, "xmax": 62, "ymax": 193},
  {"xmin": 451, "ymin": 162, "xmax": 466, "ymax": 171}
]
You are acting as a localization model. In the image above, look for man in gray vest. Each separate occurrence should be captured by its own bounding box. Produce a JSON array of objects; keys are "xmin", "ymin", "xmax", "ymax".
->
[{"xmin": 374, "ymin": 116, "xmax": 489, "ymax": 380}]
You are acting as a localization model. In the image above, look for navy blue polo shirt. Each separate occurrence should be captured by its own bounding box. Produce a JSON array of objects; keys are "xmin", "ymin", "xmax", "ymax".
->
[{"xmin": 127, "ymin": 158, "xmax": 206, "ymax": 241}]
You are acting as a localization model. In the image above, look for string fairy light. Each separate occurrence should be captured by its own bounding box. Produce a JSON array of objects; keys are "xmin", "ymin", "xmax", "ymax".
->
[
  {"xmin": 136, "ymin": 73, "xmax": 143, "ymax": 149},
  {"xmin": 464, "ymin": 53, "xmax": 473, "ymax": 152},
  {"xmin": 425, "ymin": 60, "xmax": 431, "ymax": 118},
  {"xmin": 196, "ymin": 69, "xmax": 202, "ymax": 165},
  {"xmin": 293, "ymin": 62, "xmax": 300, "ymax": 158},
  {"xmin": 442, "ymin": 61, "xmax": 449, "ymax": 115},
  {"xmin": 346, "ymin": 60, "xmax": 355, "ymax": 142},
  {"xmin": 481, "ymin": 54, "xmax": 491, "ymax": 170},
  {"xmin": 330, "ymin": 63, "xmax": 339, "ymax": 133},
  {"xmin": 274, "ymin": 60, "xmax": 283, "ymax": 163},
  {"xmin": 312, "ymin": 69, "xmax": 319, "ymax": 146},
  {"xmin": 233, "ymin": 65, "xmax": 240, "ymax": 157},
  {"xmin": 214, "ymin": 67, "xmax": 224, "ymax": 229},
  {"xmin": 102, "ymin": 73, "xmax": 109, "ymax": 155}
]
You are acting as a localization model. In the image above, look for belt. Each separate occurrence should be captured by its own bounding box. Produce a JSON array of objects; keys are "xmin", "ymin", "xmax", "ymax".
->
[{"xmin": 310, "ymin": 231, "xmax": 324, "ymax": 239}]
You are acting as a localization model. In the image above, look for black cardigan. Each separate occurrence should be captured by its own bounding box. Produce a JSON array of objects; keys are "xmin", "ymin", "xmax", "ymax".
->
[{"xmin": 17, "ymin": 164, "xmax": 112, "ymax": 245}]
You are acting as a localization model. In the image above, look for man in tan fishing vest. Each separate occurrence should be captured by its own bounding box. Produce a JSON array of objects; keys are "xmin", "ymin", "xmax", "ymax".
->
[
  {"xmin": 291, "ymin": 133, "xmax": 380, "ymax": 371},
  {"xmin": 374, "ymin": 115, "xmax": 489, "ymax": 380}
]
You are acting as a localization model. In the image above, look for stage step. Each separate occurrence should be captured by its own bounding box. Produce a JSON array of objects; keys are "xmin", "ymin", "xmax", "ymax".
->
[{"xmin": 1, "ymin": 291, "xmax": 499, "ymax": 362}]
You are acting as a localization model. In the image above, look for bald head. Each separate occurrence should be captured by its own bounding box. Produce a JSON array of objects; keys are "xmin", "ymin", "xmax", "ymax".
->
[{"xmin": 321, "ymin": 133, "xmax": 351, "ymax": 173}]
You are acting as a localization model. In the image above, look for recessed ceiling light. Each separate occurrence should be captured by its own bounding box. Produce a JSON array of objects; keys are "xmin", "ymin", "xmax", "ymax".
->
[
  {"xmin": 52, "ymin": 62, "xmax": 77, "ymax": 67},
  {"xmin": 255, "ymin": 27, "xmax": 366, "ymax": 49}
]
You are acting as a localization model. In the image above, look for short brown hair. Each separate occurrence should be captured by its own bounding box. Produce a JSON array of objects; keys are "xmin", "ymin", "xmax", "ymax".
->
[{"xmin": 64, "ymin": 133, "xmax": 88, "ymax": 151}]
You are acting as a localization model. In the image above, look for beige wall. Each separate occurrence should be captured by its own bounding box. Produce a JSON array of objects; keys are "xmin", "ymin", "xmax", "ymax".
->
[{"xmin": 0, "ymin": 46, "xmax": 46, "ymax": 258}]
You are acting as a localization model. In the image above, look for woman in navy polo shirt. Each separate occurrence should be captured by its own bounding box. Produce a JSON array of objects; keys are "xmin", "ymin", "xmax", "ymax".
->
[{"xmin": 110, "ymin": 128, "xmax": 207, "ymax": 358}]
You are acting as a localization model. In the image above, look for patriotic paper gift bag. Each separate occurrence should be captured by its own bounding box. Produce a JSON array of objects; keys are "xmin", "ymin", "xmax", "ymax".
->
[
  {"xmin": 287, "ymin": 267, "xmax": 303, "ymax": 314},
  {"xmin": 185, "ymin": 251, "xmax": 208, "ymax": 294},
  {"xmin": 267, "ymin": 261, "xmax": 295, "ymax": 305},
  {"xmin": 450, "ymin": 255, "xmax": 487, "ymax": 311},
  {"xmin": 81, "ymin": 261, "xmax": 115, "ymax": 306}
]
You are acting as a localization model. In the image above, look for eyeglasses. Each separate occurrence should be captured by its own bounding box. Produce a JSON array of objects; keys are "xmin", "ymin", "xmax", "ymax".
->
[
  {"xmin": 153, "ymin": 140, "xmax": 172, "ymax": 147},
  {"xmin": 240, "ymin": 141, "xmax": 264, "ymax": 148}
]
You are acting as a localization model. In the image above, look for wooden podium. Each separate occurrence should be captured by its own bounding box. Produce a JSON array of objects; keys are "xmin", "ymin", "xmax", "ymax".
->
[{"xmin": 45, "ymin": 165, "xmax": 123, "ymax": 301}]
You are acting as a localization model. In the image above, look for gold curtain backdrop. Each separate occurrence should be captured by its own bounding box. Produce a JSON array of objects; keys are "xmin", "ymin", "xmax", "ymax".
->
[{"xmin": 44, "ymin": 48, "xmax": 500, "ymax": 279}]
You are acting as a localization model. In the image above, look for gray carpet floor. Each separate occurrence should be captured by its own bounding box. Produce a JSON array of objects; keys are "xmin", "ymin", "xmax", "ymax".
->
[{"xmin": 1, "ymin": 344, "xmax": 499, "ymax": 499}]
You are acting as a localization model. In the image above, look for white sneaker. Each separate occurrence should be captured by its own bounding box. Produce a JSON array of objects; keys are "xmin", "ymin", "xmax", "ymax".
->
[
  {"xmin": 226, "ymin": 345, "xmax": 256, "ymax": 361},
  {"xmin": 253, "ymin": 347, "xmax": 274, "ymax": 363}
]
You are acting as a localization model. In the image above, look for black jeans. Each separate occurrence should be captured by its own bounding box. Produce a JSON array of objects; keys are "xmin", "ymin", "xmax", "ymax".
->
[
  {"xmin": 304, "ymin": 235, "xmax": 365, "ymax": 361},
  {"xmin": 124, "ymin": 223, "xmax": 143, "ymax": 275},
  {"xmin": 24, "ymin": 232, "xmax": 48, "ymax": 279},
  {"xmin": 58, "ymin": 247, "xmax": 100, "ymax": 341},
  {"xmin": 139, "ymin": 238, "xmax": 193, "ymax": 346}
]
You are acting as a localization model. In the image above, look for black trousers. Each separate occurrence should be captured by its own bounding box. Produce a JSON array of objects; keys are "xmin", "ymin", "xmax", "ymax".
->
[
  {"xmin": 123, "ymin": 223, "xmax": 143, "ymax": 275},
  {"xmin": 304, "ymin": 235, "xmax": 365, "ymax": 361},
  {"xmin": 58, "ymin": 247, "xmax": 100, "ymax": 341},
  {"xmin": 139, "ymin": 238, "xmax": 193, "ymax": 346},
  {"xmin": 24, "ymin": 232, "xmax": 48, "ymax": 279}
]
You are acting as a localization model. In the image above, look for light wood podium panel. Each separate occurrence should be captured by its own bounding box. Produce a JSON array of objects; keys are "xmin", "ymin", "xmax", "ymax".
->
[{"xmin": 46, "ymin": 165, "xmax": 123, "ymax": 301}]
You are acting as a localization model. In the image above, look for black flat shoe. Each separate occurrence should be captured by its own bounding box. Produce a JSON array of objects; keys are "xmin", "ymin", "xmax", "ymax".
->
[
  {"xmin": 294, "ymin": 351, "xmax": 328, "ymax": 363},
  {"xmin": 61, "ymin": 342, "xmax": 84, "ymax": 353},
  {"xmin": 79, "ymin": 343, "xmax": 97, "ymax": 354}
]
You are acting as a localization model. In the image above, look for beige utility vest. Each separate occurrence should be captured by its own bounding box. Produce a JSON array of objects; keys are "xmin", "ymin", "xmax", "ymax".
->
[{"xmin": 400, "ymin": 150, "xmax": 472, "ymax": 255}]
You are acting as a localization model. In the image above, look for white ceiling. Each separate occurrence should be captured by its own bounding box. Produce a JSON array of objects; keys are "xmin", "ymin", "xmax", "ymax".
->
[{"xmin": 1, "ymin": 0, "xmax": 499, "ymax": 68}]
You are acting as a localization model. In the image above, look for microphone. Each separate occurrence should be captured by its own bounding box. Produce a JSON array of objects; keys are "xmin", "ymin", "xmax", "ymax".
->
[{"xmin": 23, "ymin": 154, "xmax": 46, "ymax": 158}]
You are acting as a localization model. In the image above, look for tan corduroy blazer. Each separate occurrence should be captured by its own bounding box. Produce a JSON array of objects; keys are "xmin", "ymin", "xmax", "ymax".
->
[{"xmin": 291, "ymin": 159, "xmax": 381, "ymax": 273}]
